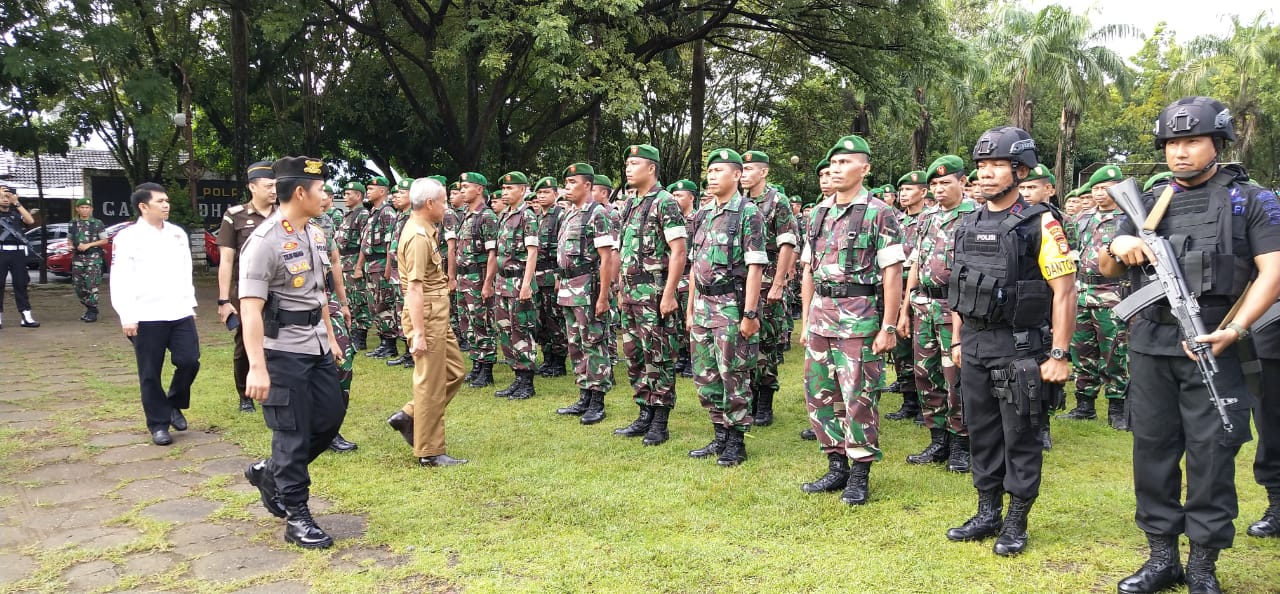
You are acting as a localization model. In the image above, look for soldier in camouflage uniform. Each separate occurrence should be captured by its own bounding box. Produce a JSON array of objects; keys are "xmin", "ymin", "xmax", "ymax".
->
[
  {"xmin": 798, "ymin": 159, "xmax": 834, "ymax": 443},
  {"xmin": 531, "ymin": 177, "xmax": 569, "ymax": 377},
  {"xmin": 447, "ymin": 182, "xmax": 466, "ymax": 349},
  {"xmin": 312, "ymin": 186, "xmax": 358, "ymax": 452},
  {"xmin": 1061, "ymin": 165, "xmax": 1130, "ymax": 430},
  {"xmin": 385, "ymin": 179, "xmax": 415, "ymax": 368},
  {"xmin": 884, "ymin": 170, "xmax": 929, "ymax": 423},
  {"xmin": 667, "ymin": 179, "xmax": 699, "ymax": 378},
  {"xmin": 740, "ymin": 151, "xmax": 799, "ymax": 427},
  {"xmin": 69, "ymin": 198, "xmax": 107, "ymax": 322},
  {"xmin": 594, "ymin": 175, "xmax": 623, "ymax": 367},
  {"xmin": 553, "ymin": 163, "xmax": 617, "ymax": 424},
  {"xmin": 359, "ymin": 176, "xmax": 400, "ymax": 360},
  {"xmin": 612, "ymin": 144, "xmax": 688, "ymax": 446},
  {"xmin": 900, "ymin": 157, "xmax": 977, "ymax": 472},
  {"xmin": 798, "ymin": 135, "xmax": 905, "ymax": 506},
  {"xmin": 323, "ymin": 184, "xmax": 344, "ymax": 231},
  {"xmin": 685, "ymin": 149, "xmax": 767, "ymax": 466},
  {"xmin": 336, "ymin": 182, "xmax": 371, "ymax": 350},
  {"xmin": 455, "ymin": 172, "xmax": 499, "ymax": 387},
  {"xmin": 492, "ymin": 172, "xmax": 541, "ymax": 399}
]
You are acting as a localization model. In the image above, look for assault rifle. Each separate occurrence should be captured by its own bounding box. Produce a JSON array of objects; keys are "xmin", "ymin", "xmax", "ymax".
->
[{"xmin": 1108, "ymin": 179, "xmax": 1234, "ymax": 434}]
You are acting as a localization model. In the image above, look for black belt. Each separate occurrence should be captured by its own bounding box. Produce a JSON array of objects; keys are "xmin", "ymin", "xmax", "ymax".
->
[
  {"xmin": 276, "ymin": 307, "xmax": 322, "ymax": 327},
  {"xmin": 498, "ymin": 266, "xmax": 526, "ymax": 279},
  {"xmin": 814, "ymin": 283, "xmax": 876, "ymax": 298},
  {"xmin": 919, "ymin": 285, "xmax": 948, "ymax": 300},
  {"xmin": 339, "ymin": 248, "xmax": 359, "ymax": 256},
  {"xmin": 459, "ymin": 263, "xmax": 485, "ymax": 276},
  {"xmin": 622, "ymin": 270, "xmax": 664, "ymax": 285},
  {"xmin": 562, "ymin": 262, "xmax": 597, "ymax": 279},
  {"xmin": 1080, "ymin": 273, "xmax": 1110, "ymax": 285},
  {"xmin": 535, "ymin": 259, "xmax": 557, "ymax": 271},
  {"xmin": 697, "ymin": 280, "xmax": 742, "ymax": 297}
]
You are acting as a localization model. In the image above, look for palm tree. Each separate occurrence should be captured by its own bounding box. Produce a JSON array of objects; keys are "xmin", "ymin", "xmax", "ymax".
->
[
  {"xmin": 1170, "ymin": 12, "xmax": 1280, "ymax": 165},
  {"xmin": 983, "ymin": 5, "xmax": 1133, "ymax": 195}
]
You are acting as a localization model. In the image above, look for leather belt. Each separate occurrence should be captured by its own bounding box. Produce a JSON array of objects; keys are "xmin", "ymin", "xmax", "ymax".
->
[
  {"xmin": 535, "ymin": 259, "xmax": 557, "ymax": 271},
  {"xmin": 561, "ymin": 262, "xmax": 596, "ymax": 279},
  {"xmin": 1080, "ymin": 273, "xmax": 1110, "ymax": 285},
  {"xmin": 920, "ymin": 285, "xmax": 948, "ymax": 300},
  {"xmin": 339, "ymin": 248, "xmax": 359, "ymax": 256},
  {"xmin": 697, "ymin": 280, "xmax": 741, "ymax": 296},
  {"xmin": 276, "ymin": 308, "xmax": 322, "ymax": 327},
  {"xmin": 622, "ymin": 270, "xmax": 664, "ymax": 285},
  {"xmin": 498, "ymin": 266, "xmax": 526, "ymax": 279},
  {"xmin": 459, "ymin": 263, "xmax": 485, "ymax": 276},
  {"xmin": 814, "ymin": 283, "xmax": 876, "ymax": 298}
]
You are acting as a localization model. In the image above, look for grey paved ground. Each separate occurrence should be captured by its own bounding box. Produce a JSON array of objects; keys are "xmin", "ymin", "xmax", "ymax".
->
[{"xmin": 0, "ymin": 280, "xmax": 418, "ymax": 593}]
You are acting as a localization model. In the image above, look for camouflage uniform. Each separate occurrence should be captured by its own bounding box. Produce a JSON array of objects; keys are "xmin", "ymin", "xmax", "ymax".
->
[
  {"xmin": 689, "ymin": 193, "xmax": 767, "ymax": 431},
  {"xmin": 389, "ymin": 210, "xmax": 411, "ymax": 339},
  {"xmin": 534, "ymin": 205, "xmax": 568, "ymax": 362},
  {"xmin": 456, "ymin": 205, "xmax": 498, "ymax": 364},
  {"xmin": 443, "ymin": 207, "xmax": 462, "ymax": 342},
  {"xmin": 674, "ymin": 211, "xmax": 694, "ymax": 376},
  {"xmin": 910, "ymin": 201, "xmax": 976, "ymax": 435},
  {"xmin": 494, "ymin": 201, "xmax": 540, "ymax": 372},
  {"xmin": 69, "ymin": 216, "xmax": 106, "ymax": 311},
  {"xmin": 747, "ymin": 188, "xmax": 799, "ymax": 414},
  {"xmin": 336, "ymin": 204, "xmax": 371, "ymax": 336},
  {"xmin": 557, "ymin": 201, "xmax": 615, "ymax": 391},
  {"xmin": 605, "ymin": 205, "xmax": 623, "ymax": 366},
  {"xmin": 890, "ymin": 208, "xmax": 926, "ymax": 407},
  {"xmin": 312, "ymin": 213, "xmax": 354, "ymax": 391},
  {"xmin": 617, "ymin": 186, "xmax": 687, "ymax": 408},
  {"xmin": 802, "ymin": 191, "xmax": 904, "ymax": 464},
  {"xmin": 1069, "ymin": 208, "xmax": 1128, "ymax": 404},
  {"xmin": 362, "ymin": 201, "xmax": 399, "ymax": 342}
]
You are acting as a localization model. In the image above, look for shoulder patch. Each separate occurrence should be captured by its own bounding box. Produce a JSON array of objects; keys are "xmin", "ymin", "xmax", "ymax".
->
[
  {"xmin": 1255, "ymin": 189, "xmax": 1280, "ymax": 225},
  {"xmin": 227, "ymin": 205, "xmax": 245, "ymax": 215},
  {"xmin": 1044, "ymin": 216, "xmax": 1070, "ymax": 255}
]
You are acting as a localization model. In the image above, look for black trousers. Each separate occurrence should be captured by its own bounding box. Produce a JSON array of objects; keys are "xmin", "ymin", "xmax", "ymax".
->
[
  {"xmin": 1130, "ymin": 351, "xmax": 1253, "ymax": 548},
  {"xmin": 959, "ymin": 332, "xmax": 1047, "ymax": 501},
  {"xmin": 232, "ymin": 324, "xmax": 249, "ymax": 399},
  {"xmin": 132, "ymin": 316, "xmax": 201, "ymax": 431},
  {"xmin": 0, "ymin": 249, "xmax": 31, "ymax": 312},
  {"xmin": 1254, "ymin": 359, "xmax": 1280, "ymax": 491},
  {"xmin": 262, "ymin": 349, "xmax": 345, "ymax": 506}
]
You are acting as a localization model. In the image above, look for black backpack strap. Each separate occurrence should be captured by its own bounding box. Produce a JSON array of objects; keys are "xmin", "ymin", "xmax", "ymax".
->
[
  {"xmin": 842, "ymin": 203, "xmax": 869, "ymax": 276},
  {"xmin": 578, "ymin": 202, "xmax": 602, "ymax": 266},
  {"xmin": 808, "ymin": 205, "xmax": 829, "ymax": 261}
]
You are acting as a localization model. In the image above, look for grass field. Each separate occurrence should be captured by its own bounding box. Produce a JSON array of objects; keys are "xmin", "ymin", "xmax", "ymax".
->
[{"xmin": 75, "ymin": 332, "xmax": 1280, "ymax": 593}]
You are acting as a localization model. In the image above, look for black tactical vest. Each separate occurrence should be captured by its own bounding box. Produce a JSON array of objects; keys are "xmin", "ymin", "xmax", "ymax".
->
[{"xmin": 950, "ymin": 202, "xmax": 1052, "ymax": 328}]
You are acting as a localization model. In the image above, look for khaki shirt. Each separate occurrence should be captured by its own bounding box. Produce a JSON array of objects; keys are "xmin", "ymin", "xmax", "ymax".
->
[
  {"xmin": 239, "ymin": 213, "xmax": 331, "ymax": 355},
  {"xmin": 398, "ymin": 218, "xmax": 447, "ymax": 298}
]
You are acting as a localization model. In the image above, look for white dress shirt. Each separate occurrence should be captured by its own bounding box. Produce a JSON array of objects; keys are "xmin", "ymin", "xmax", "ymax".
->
[{"xmin": 110, "ymin": 219, "xmax": 197, "ymax": 325}]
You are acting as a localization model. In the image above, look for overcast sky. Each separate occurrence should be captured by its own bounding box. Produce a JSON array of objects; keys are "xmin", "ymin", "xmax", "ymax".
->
[{"xmin": 1026, "ymin": 0, "xmax": 1276, "ymax": 59}]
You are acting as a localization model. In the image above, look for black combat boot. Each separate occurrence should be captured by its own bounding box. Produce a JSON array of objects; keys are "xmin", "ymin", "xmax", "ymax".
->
[
  {"xmin": 1058, "ymin": 396, "xmax": 1097, "ymax": 420},
  {"xmin": 381, "ymin": 338, "xmax": 399, "ymax": 359},
  {"xmin": 468, "ymin": 362, "xmax": 494, "ymax": 388},
  {"xmin": 946, "ymin": 434, "xmax": 971, "ymax": 473},
  {"xmin": 507, "ymin": 370, "xmax": 537, "ymax": 400},
  {"xmin": 352, "ymin": 328, "xmax": 368, "ymax": 351},
  {"xmin": 328, "ymin": 433, "xmax": 358, "ymax": 452},
  {"xmin": 1109, "ymin": 398, "xmax": 1131, "ymax": 431},
  {"xmin": 946, "ymin": 489, "xmax": 1004, "ymax": 541},
  {"xmin": 1184, "ymin": 542, "xmax": 1223, "ymax": 594},
  {"xmin": 642, "ymin": 406, "xmax": 670, "ymax": 445},
  {"xmin": 387, "ymin": 411, "xmax": 414, "ymax": 446},
  {"xmin": 613, "ymin": 405, "xmax": 653, "ymax": 435},
  {"xmin": 993, "ymin": 495, "xmax": 1034, "ymax": 556},
  {"xmin": 1040, "ymin": 423, "xmax": 1053, "ymax": 451},
  {"xmin": 402, "ymin": 355, "xmax": 414, "ymax": 368},
  {"xmin": 83, "ymin": 306, "xmax": 98, "ymax": 323},
  {"xmin": 754, "ymin": 388, "xmax": 776, "ymax": 426},
  {"xmin": 496, "ymin": 370, "xmax": 522, "ymax": 398},
  {"xmin": 239, "ymin": 396, "xmax": 256, "ymax": 413},
  {"xmin": 558, "ymin": 390, "xmax": 593, "ymax": 416},
  {"xmin": 536, "ymin": 354, "xmax": 553, "ymax": 376},
  {"xmin": 283, "ymin": 502, "xmax": 333, "ymax": 549},
  {"xmin": 243, "ymin": 459, "xmax": 286, "ymax": 518},
  {"xmin": 801, "ymin": 452, "xmax": 849, "ymax": 493},
  {"xmin": 365, "ymin": 337, "xmax": 390, "ymax": 358},
  {"xmin": 690, "ymin": 424, "xmax": 727, "ymax": 458},
  {"xmin": 799, "ymin": 427, "xmax": 816, "ymax": 440},
  {"xmin": 907, "ymin": 428, "xmax": 950, "ymax": 465},
  {"xmin": 885, "ymin": 393, "xmax": 921, "ymax": 420},
  {"xmin": 840, "ymin": 461, "xmax": 871, "ymax": 505},
  {"xmin": 580, "ymin": 390, "xmax": 606, "ymax": 425},
  {"xmin": 386, "ymin": 340, "xmax": 411, "ymax": 366},
  {"xmin": 676, "ymin": 351, "xmax": 693, "ymax": 378},
  {"xmin": 464, "ymin": 361, "xmax": 479, "ymax": 385},
  {"xmin": 1247, "ymin": 487, "xmax": 1280, "ymax": 538},
  {"xmin": 716, "ymin": 429, "xmax": 747, "ymax": 466},
  {"xmin": 1118, "ymin": 533, "xmax": 1184, "ymax": 594},
  {"xmin": 544, "ymin": 353, "xmax": 567, "ymax": 377}
]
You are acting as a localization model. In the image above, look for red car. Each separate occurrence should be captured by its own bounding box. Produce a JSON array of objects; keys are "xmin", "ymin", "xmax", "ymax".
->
[
  {"xmin": 204, "ymin": 229, "xmax": 220, "ymax": 267},
  {"xmin": 44, "ymin": 221, "xmax": 132, "ymax": 276}
]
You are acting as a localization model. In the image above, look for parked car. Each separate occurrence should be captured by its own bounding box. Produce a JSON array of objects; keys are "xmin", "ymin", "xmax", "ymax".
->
[
  {"xmin": 204, "ymin": 229, "xmax": 220, "ymax": 267},
  {"xmin": 44, "ymin": 221, "xmax": 132, "ymax": 276},
  {"xmin": 23, "ymin": 223, "xmax": 69, "ymax": 269}
]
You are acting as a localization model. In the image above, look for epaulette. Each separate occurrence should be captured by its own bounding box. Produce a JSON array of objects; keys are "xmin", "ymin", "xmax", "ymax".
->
[{"xmin": 227, "ymin": 205, "xmax": 246, "ymax": 215}]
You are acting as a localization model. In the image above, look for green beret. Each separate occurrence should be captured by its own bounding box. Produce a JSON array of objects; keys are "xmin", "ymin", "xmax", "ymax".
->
[
  {"xmin": 322, "ymin": 183, "xmax": 337, "ymax": 194},
  {"xmin": 706, "ymin": 148, "xmax": 744, "ymax": 168},
  {"xmin": 459, "ymin": 172, "xmax": 488, "ymax": 187},
  {"xmin": 427, "ymin": 175, "xmax": 447, "ymax": 186},
  {"xmin": 967, "ymin": 170, "xmax": 979, "ymax": 182},
  {"xmin": 491, "ymin": 189, "xmax": 502, "ymax": 200},
  {"xmin": 881, "ymin": 184, "xmax": 895, "ymax": 194},
  {"xmin": 273, "ymin": 156, "xmax": 327, "ymax": 181},
  {"xmin": 898, "ymin": 171, "xmax": 928, "ymax": 187},
  {"xmin": 396, "ymin": 178, "xmax": 413, "ymax": 191},
  {"xmin": 667, "ymin": 179, "xmax": 698, "ymax": 193},
  {"xmin": 1086, "ymin": 165, "xmax": 1125, "ymax": 190},
  {"xmin": 1143, "ymin": 171, "xmax": 1173, "ymax": 193},
  {"xmin": 1024, "ymin": 164, "xmax": 1053, "ymax": 183},
  {"xmin": 74, "ymin": 197, "xmax": 92, "ymax": 207},
  {"xmin": 926, "ymin": 155, "xmax": 966, "ymax": 182},
  {"xmin": 1066, "ymin": 188, "xmax": 1081, "ymax": 198},
  {"xmin": 533, "ymin": 177, "xmax": 558, "ymax": 191},
  {"xmin": 742, "ymin": 150, "xmax": 770, "ymax": 165},
  {"xmin": 625, "ymin": 144, "xmax": 660, "ymax": 162},
  {"xmin": 593, "ymin": 174, "xmax": 613, "ymax": 188},
  {"xmin": 869, "ymin": 186, "xmax": 884, "ymax": 196},
  {"xmin": 449, "ymin": 181, "xmax": 460, "ymax": 191},
  {"xmin": 815, "ymin": 159, "xmax": 830, "ymax": 175},
  {"xmin": 367, "ymin": 175, "xmax": 390, "ymax": 187},
  {"xmin": 824, "ymin": 135, "xmax": 871, "ymax": 161},
  {"xmin": 500, "ymin": 171, "xmax": 529, "ymax": 185},
  {"xmin": 562, "ymin": 163, "xmax": 595, "ymax": 178},
  {"xmin": 342, "ymin": 181, "xmax": 366, "ymax": 193}
]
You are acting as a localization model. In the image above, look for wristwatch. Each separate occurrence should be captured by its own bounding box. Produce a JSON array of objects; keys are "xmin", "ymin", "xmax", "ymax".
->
[
  {"xmin": 882, "ymin": 324, "xmax": 897, "ymax": 335},
  {"xmin": 217, "ymin": 298, "xmax": 231, "ymax": 306},
  {"xmin": 1226, "ymin": 322, "xmax": 1250, "ymax": 339},
  {"xmin": 1049, "ymin": 348, "xmax": 1068, "ymax": 361},
  {"xmin": 743, "ymin": 310, "xmax": 758, "ymax": 320}
]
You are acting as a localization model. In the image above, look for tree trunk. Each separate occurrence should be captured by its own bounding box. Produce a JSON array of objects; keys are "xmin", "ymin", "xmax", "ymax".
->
[
  {"xmin": 229, "ymin": 3, "xmax": 249, "ymax": 189},
  {"xmin": 32, "ymin": 145, "xmax": 47, "ymax": 284},
  {"xmin": 586, "ymin": 101, "xmax": 601, "ymax": 165},
  {"xmin": 910, "ymin": 87, "xmax": 930, "ymax": 169},
  {"xmin": 1054, "ymin": 107, "xmax": 1080, "ymax": 198},
  {"xmin": 689, "ymin": 16, "xmax": 706, "ymax": 182}
]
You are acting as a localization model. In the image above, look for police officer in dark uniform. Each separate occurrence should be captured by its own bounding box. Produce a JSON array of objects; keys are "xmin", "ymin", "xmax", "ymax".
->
[
  {"xmin": 1102, "ymin": 97, "xmax": 1280, "ymax": 594},
  {"xmin": 0, "ymin": 185, "xmax": 39, "ymax": 329},
  {"xmin": 945, "ymin": 127, "xmax": 1077, "ymax": 557},
  {"xmin": 1250, "ymin": 324, "xmax": 1280, "ymax": 540},
  {"xmin": 217, "ymin": 161, "xmax": 276, "ymax": 412},
  {"xmin": 238, "ymin": 156, "xmax": 347, "ymax": 549}
]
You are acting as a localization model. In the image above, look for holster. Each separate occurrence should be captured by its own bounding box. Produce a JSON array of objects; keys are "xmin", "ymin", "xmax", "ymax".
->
[
  {"xmin": 991, "ymin": 357, "xmax": 1045, "ymax": 427},
  {"xmin": 263, "ymin": 292, "xmax": 282, "ymax": 339}
]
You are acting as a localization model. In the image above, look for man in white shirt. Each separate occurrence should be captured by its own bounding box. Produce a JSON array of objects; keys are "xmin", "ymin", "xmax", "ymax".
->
[{"xmin": 110, "ymin": 182, "xmax": 201, "ymax": 446}]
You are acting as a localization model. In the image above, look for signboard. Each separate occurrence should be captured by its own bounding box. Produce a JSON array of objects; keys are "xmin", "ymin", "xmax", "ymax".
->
[{"xmin": 87, "ymin": 175, "xmax": 241, "ymax": 230}]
